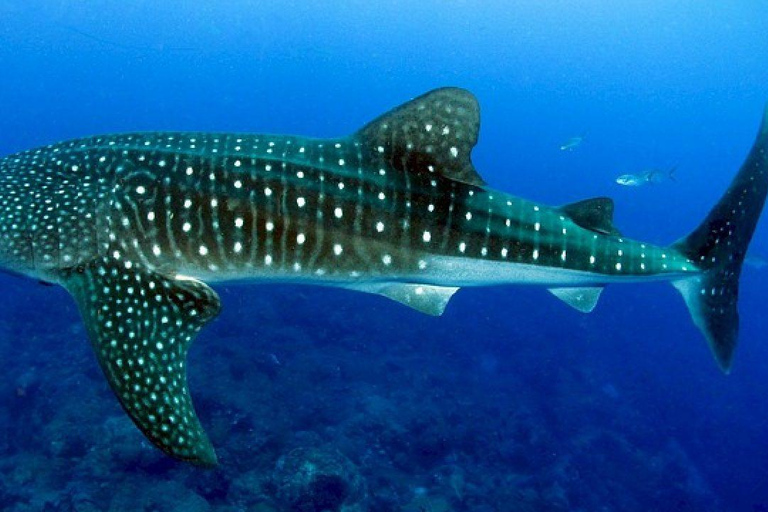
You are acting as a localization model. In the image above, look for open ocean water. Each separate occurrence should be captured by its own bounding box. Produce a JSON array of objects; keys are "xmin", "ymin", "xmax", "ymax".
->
[{"xmin": 1, "ymin": 2, "xmax": 768, "ymax": 511}]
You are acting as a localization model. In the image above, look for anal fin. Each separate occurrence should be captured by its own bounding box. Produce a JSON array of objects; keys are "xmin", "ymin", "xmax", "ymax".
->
[
  {"xmin": 549, "ymin": 286, "xmax": 604, "ymax": 313},
  {"xmin": 62, "ymin": 258, "xmax": 221, "ymax": 466}
]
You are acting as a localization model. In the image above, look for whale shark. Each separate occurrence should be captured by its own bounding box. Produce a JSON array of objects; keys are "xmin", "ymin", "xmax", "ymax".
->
[{"xmin": 0, "ymin": 88, "xmax": 766, "ymax": 466}]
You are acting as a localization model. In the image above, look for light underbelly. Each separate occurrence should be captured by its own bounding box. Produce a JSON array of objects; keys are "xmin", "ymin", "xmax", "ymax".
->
[
  {"xmin": 168, "ymin": 253, "xmax": 695, "ymax": 289},
  {"xmin": 421, "ymin": 255, "xmax": 694, "ymax": 287}
]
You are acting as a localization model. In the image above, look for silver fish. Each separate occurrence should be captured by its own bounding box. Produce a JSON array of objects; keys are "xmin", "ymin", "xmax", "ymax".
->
[
  {"xmin": 745, "ymin": 254, "xmax": 768, "ymax": 269},
  {"xmin": 616, "ymin": 166, "xmax": 678, "ymax": 186},
  {"xmin": 559, "ymin": 134, "xmax": 586, "ymax": 151}
]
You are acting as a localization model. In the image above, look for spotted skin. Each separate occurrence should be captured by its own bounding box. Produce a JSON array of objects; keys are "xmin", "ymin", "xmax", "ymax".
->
[
  {"xmin": 0, "ymin": 88, "xmax": 766, "ymax": 465},
  {"xmin": 64, "ymin": 259, "xmax": 220, "ymax": 465}
]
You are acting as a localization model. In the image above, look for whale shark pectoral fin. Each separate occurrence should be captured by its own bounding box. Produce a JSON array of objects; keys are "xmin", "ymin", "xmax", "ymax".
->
[
  {"xmin": 548, "ymin": 286, "xmax": 604, "ymax": 313},
  {"xmin": 346, "ymin": 283, "xmax": 459, "ymax": 316},
  {"xmin": 62, "ymin": 258, "xmax": 221, "ymax": 466}
]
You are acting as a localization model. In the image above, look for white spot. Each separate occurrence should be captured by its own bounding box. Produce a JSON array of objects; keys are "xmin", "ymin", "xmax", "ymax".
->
[
  {"xmin": 264, "ymin": 187, "xmax": 273, "ymax": 197},
  {"xmin": 136, "ymin": 186, "xmax": 146, "ymax": 195},
  {"xmin": 465, "ymin": 212, "xmax": 473, "ymax": 221},
  {"xmin": 615, "ymin": 262, "xmax": 622, "ymax": 271},
  {"xmin": 338, "ymin": 159, "xmax": 345, "ymax": 166},
  {"xmin": 382, "ymin": 254, "xmax": 392, "ymax": 265},
  {"xmin": 264, "ymin": 255, "xmax": 273, "ymax": 265},
  {"xmin": 266, "ymin": 221, "xmax": 275, "ymax": 232},
  {"xmin": 376, "ymin": 221, "xmax": 385, "ymax": 233},
  {"xmin": 182, "ymin": 222, "xmax": 192, "ymax": 232},
  {"xmin": 147, "ymin": 212, "xmax": 155, "ymax": 221},
  {"xmin": 450, "ymin": 147, "xmax": 458, "ymax": 158},
  {"xmin": 334, "ymin": 207, "xmax": 343, "ymax": 219},
  {"xmin": 533, "ymin": 249, "xmax": 539, "ymax": 260},
  {"xmin": 152, "ymin": 245, "xmax": 161, "ymax": 256},
  {"xmin": 297, "ymin": 197, "xmax": 306, "ymax": 208},
  {"xmin": 378, "ymin": 192, "xmax": 386, "ymax": 201},
  {"xmin": 422, "ymin": 231, "xmax": 432, "ymax": 243},
  {"xmin": 561, "ymin": 250, "xmax": 567, "ymax": 262},
  {"xmin": 534, "ymin": 222, "xmax": 541, "ymax": 231},
  {"xmin": 501, "ymin": 248, "xmax": 508, "ymax": 258},
  {"xmin": 418, "ymin": 260, "xmax": 427, "ymax": 269},
  {"xmin": 589, "ymin": 255, "xmax": 596, "ymax": 265},
  {"xmin": 235, "ymin": 217, "xmax": 244, "ymax": 228},
  {"xmin": 234, "ymin": 242, "xmax": 243, "ymax": 253},
  {"xmin": 333, "ymin": 244, "xmax": 343, "ymax": 256},
  {"xmin": 234, "ymin": 180, "xmax": 243, "ymax": 189},
  {"xmin": 459, "ymin": 242, "xmax": 467, "ymax": 253},
  {"xmin": 297, "ymin": 233, "xmax": 306, "ymax": 245},
  {"xmin": 199, "ymin": 245, "xmax": 208, "ymax": 256},
  {"xmin": 184, "ymin": 199, "xmax": 192, "ymax": 208}
]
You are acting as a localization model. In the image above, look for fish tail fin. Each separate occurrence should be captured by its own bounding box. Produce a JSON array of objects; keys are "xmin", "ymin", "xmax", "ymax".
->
[
  {"xmin": 668, "ymin": 165, "xmax": 678, "ymax": 182},
  {"xmin": 671, "ymin": 105, "xmax": 768, "ymax": 372}
]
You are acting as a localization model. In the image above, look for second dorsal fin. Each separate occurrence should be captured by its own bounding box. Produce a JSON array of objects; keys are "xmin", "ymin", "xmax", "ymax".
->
[
  {"xmin": 354, "ymin": 87, "xmax": 485, "ymax": 186},
  {"xmin": 561, "ymin": 197, "xmax": 621, "ymax": 236}
]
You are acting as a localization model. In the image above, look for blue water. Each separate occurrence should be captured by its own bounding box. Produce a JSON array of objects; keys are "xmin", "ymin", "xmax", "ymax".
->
[{"xmin": 1, "ymin": 2, "xmax": 768, "ymax": 510}]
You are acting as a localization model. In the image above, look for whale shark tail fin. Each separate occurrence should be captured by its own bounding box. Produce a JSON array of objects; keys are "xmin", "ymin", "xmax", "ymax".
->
[{"xmin": 672, "ymin": 105, "xmax": 768, "ymax": 373}]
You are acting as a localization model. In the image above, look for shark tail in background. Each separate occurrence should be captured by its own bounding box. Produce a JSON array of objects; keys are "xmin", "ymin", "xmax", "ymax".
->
[{"xmin": 672, "ymin": 105, "xmax": 768, "ymax": 372}]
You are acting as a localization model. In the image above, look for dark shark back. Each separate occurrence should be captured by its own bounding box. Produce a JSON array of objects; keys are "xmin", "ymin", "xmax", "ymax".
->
[{"xmin": 672, "ymin": 105, "xmax": 768, "ymax": 372}]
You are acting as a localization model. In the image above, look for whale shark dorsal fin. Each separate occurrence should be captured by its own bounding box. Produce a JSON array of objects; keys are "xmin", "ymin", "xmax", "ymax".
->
[
  {"xmin": 62, "ymin": 258, "xmax": 221, "ymax": 466},
  {"xmin": 561, "ymin": 197, "xmax": 621, "ymax": 236},
  {"xmin": 355, "ymin": 87, "xmax": 485, "ymax": 186}
]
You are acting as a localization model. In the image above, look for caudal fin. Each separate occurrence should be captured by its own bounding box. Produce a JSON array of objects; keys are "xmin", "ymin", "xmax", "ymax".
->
[
  {"xmin": 668, "ymin": 165, "xmax": 678, "ymax": 182},
  {"xmin": 672, "ymin": 105, "xmax": 768, "ymax": 372}
]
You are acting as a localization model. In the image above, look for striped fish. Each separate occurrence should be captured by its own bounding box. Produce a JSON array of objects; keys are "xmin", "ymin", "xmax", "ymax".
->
[{"xmin": 0, "ymin": 88, "xmax": 766, "ymax": 466}]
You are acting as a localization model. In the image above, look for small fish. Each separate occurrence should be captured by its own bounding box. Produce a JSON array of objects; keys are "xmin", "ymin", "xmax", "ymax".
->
[
  {"xmin": 745, "ymin": 254, "xmax": 768, "ymax": 269},
  {"xmin": 616, "ymin": 166, "xmax": 677, "ymax": 187},
  {"xmin": 559, "ymin": 134, "xmax": 587, "ymax": 151}
]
